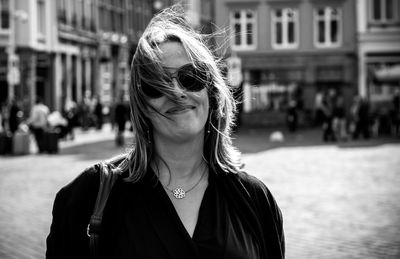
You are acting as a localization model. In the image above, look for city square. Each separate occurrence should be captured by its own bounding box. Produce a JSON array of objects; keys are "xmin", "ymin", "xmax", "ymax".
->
[
  {"xmin": 1, "ymin": 0, "xmax": 399, "ymax": 258},
  {"xmin": 1, "ymin": 128, "xmax": 399, "ymax": 258}
]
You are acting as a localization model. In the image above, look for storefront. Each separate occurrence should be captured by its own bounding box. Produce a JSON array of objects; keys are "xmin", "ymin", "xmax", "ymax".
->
[
  {"xmin": 240, "ymin": 53, "xmax": 357, "ymax": 127},
  {"xmin": 366, "ymin": 53, "xmax": 400, "ymax": 109}
]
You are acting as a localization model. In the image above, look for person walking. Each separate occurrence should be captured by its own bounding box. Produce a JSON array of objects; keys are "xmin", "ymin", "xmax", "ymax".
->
[
  {"xmin": 332, "ymin": 95, "xmax": 348, "ymax": 141},
  {"xmin": 353, "ymin": 97, "xmax": 371, "ymax": 140},
  {"xmin": 392, "ymin": 89, "xmax": 400, "ymax": 137},
  {"xmin": 321, "ymin": 91, "xmax": 335, "ymax": 142},
  {"xmin": 27, "ymin": 97, "xmax": 49, "ymax": 153},
  {"xmin": 46, "ymin": 6, "xmax": 284, "ymax": 259},
  {"xmin": 63, "ymin": 98, "xmax": 77, "ymax": 140},
  {"xmin": 9, "ymin": 99, "xmax": 22, "ymax": 134},
  {"xmin": 114, "ymin": 94, "xmax": 128, "ymax": 146},
  {"xmin": 94, "ymin": 95, "xmax": 104, "ymax": 130},
  {"xmin": 314, "ymin": 90, "xmax": 325, "ymax": 126}
]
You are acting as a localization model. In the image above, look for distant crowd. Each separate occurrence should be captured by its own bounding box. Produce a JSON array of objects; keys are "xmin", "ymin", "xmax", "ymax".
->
[
  {"xmin": 1, "ymin": 88, "xmax": 399, "ymax": 154},
  {"xmin": 0, "ymin": 92, "xmax": 130, "ymax": 154},
  {"xmin": 286, "ymin": 88, "xmax": 400, "ymax": 142}
]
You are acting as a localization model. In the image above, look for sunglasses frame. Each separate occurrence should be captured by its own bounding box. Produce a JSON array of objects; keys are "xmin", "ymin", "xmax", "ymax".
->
[{"xmin": 139, "ymin": 63, "xmax": 211, "ymax": 99}]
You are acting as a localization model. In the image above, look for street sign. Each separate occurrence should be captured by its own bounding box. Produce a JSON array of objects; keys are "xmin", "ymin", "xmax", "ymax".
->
[
  {"xmin": 7, "ymin": 53, "xmax": 20, "ymax": 85},
  {"xmin": 226, "ymin": 55, "xmax": 242, "ymax": 87}
]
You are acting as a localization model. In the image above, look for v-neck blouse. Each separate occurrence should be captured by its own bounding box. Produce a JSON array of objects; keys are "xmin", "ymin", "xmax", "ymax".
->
[
  {"xmin": 46, "ymin": 164, "xmax": 284, "ymax": 259},
  {"xmin": 191, "ymin": 172, "xmax": 260, "ymax": 259},
  {"xmin": 113, "ymin": 170, "xmax": 260, "ymax": 259}
]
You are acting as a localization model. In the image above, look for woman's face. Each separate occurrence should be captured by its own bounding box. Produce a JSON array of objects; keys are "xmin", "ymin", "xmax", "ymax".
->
[{"xmin": 146, "ymin": 41, "xmax": 209, "ymax": 143}]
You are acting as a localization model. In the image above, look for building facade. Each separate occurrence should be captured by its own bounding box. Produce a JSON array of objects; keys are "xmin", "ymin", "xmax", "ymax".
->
[
  {"xmin": 0, "ymin": 0, "xmax": 55, "ymax": 114},
  {"xmin": 215, "ymin": 0, "xmax": 358, "ymax": 126},
  {"xmin": 55, "ymin": 0, "xmax": 99, "ymax": 111},
  {"xmin": 1, "ymin": 0, "xmax": 214, "ymax": 114},
  {"xmin": 357, "ymin": 0, "xmax": 400, "ymax": 109}
]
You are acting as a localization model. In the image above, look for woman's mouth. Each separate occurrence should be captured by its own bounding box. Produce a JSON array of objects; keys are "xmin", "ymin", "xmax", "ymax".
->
[{"xmin": 166, "ymin": 105, "xmax": 196, "ymax": 114}]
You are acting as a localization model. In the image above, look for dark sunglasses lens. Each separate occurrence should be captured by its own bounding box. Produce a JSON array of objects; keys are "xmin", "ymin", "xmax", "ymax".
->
[
  {"xmin": 177, "ymin": 65, "xmax": 208, "ymax": 92},
  {"xmin": 141, "ymin": 81, "xmax": 163, "ymax": 98}
]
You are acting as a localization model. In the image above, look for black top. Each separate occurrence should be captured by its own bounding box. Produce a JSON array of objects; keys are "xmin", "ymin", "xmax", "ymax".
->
[{"xmin": 46, "ymin": 161, "xmax": 284, "ymax": 259}]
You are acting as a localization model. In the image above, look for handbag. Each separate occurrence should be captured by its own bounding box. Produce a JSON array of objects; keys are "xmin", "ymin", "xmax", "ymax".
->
[{"xmin": 86, "ymin": 162, "xmax": 119, "ymax": 259}]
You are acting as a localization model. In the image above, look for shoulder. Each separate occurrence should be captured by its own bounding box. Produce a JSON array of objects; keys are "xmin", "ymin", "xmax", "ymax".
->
[
  {"xmin": 47, "ymin": 164, "xmax": 102, "ymax": 258},
  {"xmin": 54, "ymin": 164, "xmax": 101, "ymax": 212},
  {"xmin": 227, "ymin": 171, "xmax": 283, "ymax": 223},
  {"xmin": 232, "ymin": 171, "xmax": 285, "ymax": 256},
  {"xmin": 54, "ymin": 154, "xmax": 128, "ymax": 206},
  {"xmin": 59, "ymin": 164, "xmax": 100, "ymax": 194},
  {"xmin": 230, "ymin": 171, "xmax": 271, "ymax": 198}
]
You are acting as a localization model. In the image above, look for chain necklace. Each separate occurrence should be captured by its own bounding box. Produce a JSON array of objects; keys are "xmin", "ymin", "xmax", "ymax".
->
[{"xmin": 163, "ymin": 165, "xmax": 207, "ymax": 199}]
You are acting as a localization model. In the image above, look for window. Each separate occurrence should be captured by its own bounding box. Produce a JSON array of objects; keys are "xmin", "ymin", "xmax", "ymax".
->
[
  {"xmin": 272, "ymin": 8, "xmax": 298, "ymax": 49},
  {"xmin": 0, "ymin": 0, "xmax": 10, "ymax": 30},
  {"xmin": 75, "ymin": 0, "xmax": 82, "ymax": 28},
  {"xmin": 230, "ymin": 9, "xmax": 257, "ymax": 50},
  {"xmin": 71, "ymin": 0, "xmax": 77, "ymax": 27},
  {"xmin": 37, "ymin": 0, "xmax": 46, "ymax": 41},
  {"xmin": 314, "ymin": 7, "xmax": 342, "ymax": 48},
  {"xmin": 81, "ymin": 0, "xmax": 86, "ymax": 29},
  {"xmin": 370, "ymin": 0, "xmax": 399, "ymax": 24},
  {"xmin": 90, "ymin": 0, "xmax": 96, "ymax": 31},
  {"xmin": 57, "ymin": 0, "xmax": 67, "ymax": 24}
]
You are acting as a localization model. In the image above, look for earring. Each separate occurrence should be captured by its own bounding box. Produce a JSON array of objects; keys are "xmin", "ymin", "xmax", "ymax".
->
[{"xmin": 206, "ymin": 112, "xmax": 212, "ymax": 134}]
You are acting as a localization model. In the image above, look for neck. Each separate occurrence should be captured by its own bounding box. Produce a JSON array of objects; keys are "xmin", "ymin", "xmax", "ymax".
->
[{"xmin": 152, "ymin": 132, "xmax": 205, "ymax": 181}]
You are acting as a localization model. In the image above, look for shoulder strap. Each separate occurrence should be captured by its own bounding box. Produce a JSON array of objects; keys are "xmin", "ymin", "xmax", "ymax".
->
[{"xmin": 87, "ymin": 163, "xmax": 119, "ymax": 259}]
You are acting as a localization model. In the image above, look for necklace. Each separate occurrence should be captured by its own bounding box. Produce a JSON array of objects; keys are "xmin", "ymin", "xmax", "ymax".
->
[{"xmin": 163, "ymin": 165, "xmax": 207, "ymax": 199}]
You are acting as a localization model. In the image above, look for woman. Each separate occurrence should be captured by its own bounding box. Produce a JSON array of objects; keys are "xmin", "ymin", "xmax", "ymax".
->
[{"xmin": 46, "ymin": 7, "xmax": 284, "ymax": 259}]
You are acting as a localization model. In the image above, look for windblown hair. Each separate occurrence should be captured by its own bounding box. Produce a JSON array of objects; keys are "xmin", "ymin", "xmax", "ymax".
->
[{"xmin": 116, "ymin": 6, "xmax": 242, "ymax": 182}]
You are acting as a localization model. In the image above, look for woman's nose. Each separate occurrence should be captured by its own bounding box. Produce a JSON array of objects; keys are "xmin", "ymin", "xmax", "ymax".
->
[{"xmin": 172, "ymin": 78, "xmax": 187, "ymax": 98}]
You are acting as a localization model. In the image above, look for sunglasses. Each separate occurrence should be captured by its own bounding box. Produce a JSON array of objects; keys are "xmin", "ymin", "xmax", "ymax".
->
[{"xmin": 140, "ymin": 63, "xmax": 211, "ymax": 99}]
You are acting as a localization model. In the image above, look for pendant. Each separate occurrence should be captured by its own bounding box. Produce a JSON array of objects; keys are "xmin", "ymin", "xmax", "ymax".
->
[{"xmin": 172, "ymin": 188, "xmax": 186, "ymax": 199}]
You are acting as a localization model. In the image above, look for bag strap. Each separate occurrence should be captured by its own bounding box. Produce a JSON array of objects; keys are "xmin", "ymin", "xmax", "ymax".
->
[{"xmin": 87, "ymin": 163, "xmax": 119, "ymax": 259}]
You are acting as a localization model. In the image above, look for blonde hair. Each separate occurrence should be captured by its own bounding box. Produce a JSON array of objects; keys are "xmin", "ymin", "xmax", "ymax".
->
[{"xmin": 118, "ymin": 6, "xmax": 242, "ymax": 182}]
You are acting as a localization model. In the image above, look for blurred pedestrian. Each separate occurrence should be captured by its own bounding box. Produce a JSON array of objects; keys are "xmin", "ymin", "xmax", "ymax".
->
[
  {"xmin": 78, "ymin": 99, "xmax": 90, "ymax": 131},
  {"xmin": 0, "ymin": 100, "xmax": 10, "ymax": 133},
  {"xmin": 27, "ymin": 97, "xmax": 49, "ymax": 153},
  {"xmin": 63, "ymin": 98, "xmax": 77, "ymax": 140},
  {"xmin": 9, "ymin": 99, "xmax": 23, "ymax": 134},
  {"xmin": 46, "ymin": 7, "xmax": 284, "ymax": 259},
  {"xmin": 314, "ymin": 90, "xmax": 325, "ymax": 126},
  {"xmin": 114, "ymin": 93, "xmax": 128, "ymax": 146},
  {"xmin": 286, "ymin": 99, "xmax": 298, "ymax": 132},
  {"xmin": 352, "ymin": 97, "xmax": 370, "ymax": 140},
  {"xmin": 332, "ymin": 95, "xmax": 348, "ymax": 141},
  {"xmin": 322, "ymin": 89, "xmax": 336, "ymax": 142},
  {"xmin": 47, "ymin": 111, "xmax": 68, "ymax": 139},
  {"xmin": 391, "ymin": 89, "xmax": 400, "ymax": 137},
  {"xmin": 94, "ymin": 95, "xmax": 104, "ymax": 130}
]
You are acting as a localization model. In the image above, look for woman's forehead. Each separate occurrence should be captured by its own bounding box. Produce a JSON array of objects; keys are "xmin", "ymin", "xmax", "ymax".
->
[{"xmin": 158, "ymin": 41, "xmax": 190, "ymax": 69}]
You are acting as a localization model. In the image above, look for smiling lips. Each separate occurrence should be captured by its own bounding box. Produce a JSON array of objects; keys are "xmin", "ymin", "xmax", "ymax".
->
[{"xmin": 166, "ymin": 105, "xmax": 196, "ymax": 114}]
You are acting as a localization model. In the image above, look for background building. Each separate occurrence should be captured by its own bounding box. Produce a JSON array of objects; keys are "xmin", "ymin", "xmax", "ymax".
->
[
  {"xmin": 0, "ymin": 0, "xmax": 178, "ymax": 114},
  {"xmin": 215, "ymin": 0, "xmax": 358, "ymax": 127},
  {"xmin": 357, "ymin": 0, "xmax": 400, "ymax": 110},
  {"xmin": 1, "ymin": 0, "xmax": 55, "ymax": 115},
  {"xmin": 55, "ymin": 0, "xmax": 98, "ymax": 111}
]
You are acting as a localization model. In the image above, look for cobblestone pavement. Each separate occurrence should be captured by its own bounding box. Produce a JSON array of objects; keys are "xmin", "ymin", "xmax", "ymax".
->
[{"xmin": 0, "ymin": 128, "xmax": 399, "ymax": 258}]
